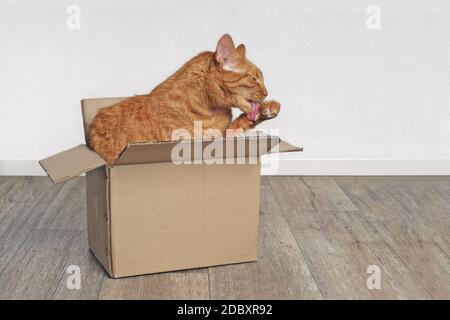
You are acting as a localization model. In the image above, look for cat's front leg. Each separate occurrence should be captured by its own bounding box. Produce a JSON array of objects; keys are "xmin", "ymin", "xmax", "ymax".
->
[{"xmin": 227, "ymin": 113, "xmax": 256, "ymax": 132}]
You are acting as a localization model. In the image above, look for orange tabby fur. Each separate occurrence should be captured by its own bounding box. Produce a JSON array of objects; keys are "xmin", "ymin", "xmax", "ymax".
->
[{"xmin": 89, "ymin": 34, "xmax": 280, "ymax": 164}]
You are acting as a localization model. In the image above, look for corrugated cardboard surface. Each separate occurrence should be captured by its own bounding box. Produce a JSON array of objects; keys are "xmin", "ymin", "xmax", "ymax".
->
[
  {"xmin": 271, "ymin": 140, "xmax": 303, "ymax": 153},
  {"xmin": 38, "ymin": 136, "xmax": 300, "ymax": 185},
  {"xmin": 114, "ymin": 136, "xmax": 280, "ymax": 166},
  {"xmin": 108, "ymin": 162, "xmax": 260, "ymax": 277},
  {"xmin": 85, "ymin": 166, "xmax": 112, "ymax": 275},
  {"xmin": 81, "ymin": 97, "xmax": 126, "ymax": 144},
  {"xmin": 39, "ymin": 144, "xmax": 106, "ymax": 184}
]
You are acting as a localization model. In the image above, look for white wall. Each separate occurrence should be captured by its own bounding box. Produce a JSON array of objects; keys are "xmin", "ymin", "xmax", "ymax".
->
[{"xmin": 1, "ymin": 0, "xmax": 450, "ymax": 175}]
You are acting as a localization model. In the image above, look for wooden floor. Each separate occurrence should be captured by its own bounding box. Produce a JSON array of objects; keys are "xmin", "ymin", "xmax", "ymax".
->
[{"xmin": 0, "ymin": 176, "xmax": 449, "ymax": 299}]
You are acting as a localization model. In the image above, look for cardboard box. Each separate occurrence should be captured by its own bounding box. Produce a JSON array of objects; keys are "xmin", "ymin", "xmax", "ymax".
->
[{"xmin": 39, "ymin": 97, "xmax": 302, "ymax": 278}]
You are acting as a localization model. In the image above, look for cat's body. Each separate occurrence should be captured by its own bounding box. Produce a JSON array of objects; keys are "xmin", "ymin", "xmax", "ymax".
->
[{"xmin": 90, "ymin": 35, "xmax": 280, "ymax": 164}]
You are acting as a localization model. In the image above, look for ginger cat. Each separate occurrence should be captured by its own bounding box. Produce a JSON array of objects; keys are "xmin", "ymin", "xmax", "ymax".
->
[{"xmin": 89, "ymin": 34, "xmax": 280, "ymax": 164}]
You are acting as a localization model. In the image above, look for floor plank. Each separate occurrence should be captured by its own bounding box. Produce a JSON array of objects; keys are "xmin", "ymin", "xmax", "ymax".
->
[
  {"xmin": 0, "ymin": 229, "xmax": 82, "ymax": 299},
  {"xmin": 268, "ymin": 176, "xmax": 357, "ymax": 212},
  {"xmin": 98, "ymin": 269, "xmax": 209, "ymax": 300},
  {"xmin": 268, "ymin": 177, "xmax": 435, "ymax": 299},
  {"xmin": 35, "ymin": 178, "xmax": 87, "ymax": 230},
  {"xmin": 0, "ymin": 176, "xmax": 449, "ymax": 299},
  {"xmin": 334, "ymin": 177, "xmax": 450, "ymax": 299},
  {"xmin": 208, "ymin": 184, "xmax": 323, "ymax": 299},
  {"xmin": 0, "ymin": 225, "xmax": 29, "ymax": 272},
  {"xmin": 0, "ymin": 176, "xmax": 64, "ymax": 204}
]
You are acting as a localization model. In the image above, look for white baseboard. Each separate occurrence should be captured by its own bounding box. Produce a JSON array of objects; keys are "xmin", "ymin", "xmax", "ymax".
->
[
  {"xmin": 261, "ymin": 159, "xmax": 450, "ymax": 175},
  {"xmin": 0, "ymin": 160, "xmax": 46, "ymax": 176},
  {"xmin": 1, "ymin": 159, "xmax": 450, "ymax": 176}
]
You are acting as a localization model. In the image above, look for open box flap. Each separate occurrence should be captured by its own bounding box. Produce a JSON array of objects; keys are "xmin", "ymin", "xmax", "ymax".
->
[
  {"xmin": 39, "ymin": 144, "xmax": 106, "ymax": 184},
  {"xmin": 113, "ymin": 135, "xmax": 283, "ymax": 166},
  {"xmin": 81, "ymin": 97, "xmax": 127, "ymax": 144},
  {"xmin": 269, "ymin": 139, "xmax": 303, "ymax": 153}
]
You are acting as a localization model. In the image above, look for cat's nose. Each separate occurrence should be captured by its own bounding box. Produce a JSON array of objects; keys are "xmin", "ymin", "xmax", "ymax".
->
[{"xmin": 261, "ymin": 87, "xmax": 268, "ymax": 98}]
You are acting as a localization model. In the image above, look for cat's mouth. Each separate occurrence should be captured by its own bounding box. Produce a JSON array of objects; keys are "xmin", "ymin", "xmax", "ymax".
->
[{"xmin": 247, "ymin": 101, "xmax": 261, "ymax": 122}]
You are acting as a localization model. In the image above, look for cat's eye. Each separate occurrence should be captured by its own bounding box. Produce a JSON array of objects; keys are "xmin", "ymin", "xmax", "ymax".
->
[{"xmin": 248, "ymin": 74, "xmax": 258, "ymax": 81}]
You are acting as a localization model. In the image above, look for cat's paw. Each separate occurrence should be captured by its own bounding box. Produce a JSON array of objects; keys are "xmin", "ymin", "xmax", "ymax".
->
[{"xmin": 260, "ymin": 101, "xmax": 280, "ymax": 120}]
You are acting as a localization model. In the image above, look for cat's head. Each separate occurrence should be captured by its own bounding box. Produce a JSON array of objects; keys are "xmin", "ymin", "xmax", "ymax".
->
[{"xmin": 212, "ymin": 34, "xmax": 268, "ymax": 117}]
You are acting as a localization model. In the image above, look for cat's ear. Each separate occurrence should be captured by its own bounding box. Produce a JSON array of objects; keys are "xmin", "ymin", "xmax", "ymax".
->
[
  {"xmin": 215, "ymin": 34, "xmax": 239, "ymax": 71},
  {"xmin": 236, "ymin": 44, "xmax": 246, "ymax": 57}
]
